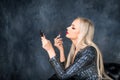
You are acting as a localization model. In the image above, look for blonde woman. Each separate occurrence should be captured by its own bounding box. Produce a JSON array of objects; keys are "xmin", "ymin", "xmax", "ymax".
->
[{"xmin": 41, "ymin": 17, "xmax": 112, "ymax": 80}]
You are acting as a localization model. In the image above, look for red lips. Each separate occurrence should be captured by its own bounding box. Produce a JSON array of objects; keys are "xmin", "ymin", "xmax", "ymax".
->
[{"xmin": 66, "ymin": 31, "xmax": 69, "ymax": 34}]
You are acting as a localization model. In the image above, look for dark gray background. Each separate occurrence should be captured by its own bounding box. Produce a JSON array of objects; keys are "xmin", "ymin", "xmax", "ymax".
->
[{"xmin": 0, "ymin": 0, "xmax": 120, "ymax": 80}]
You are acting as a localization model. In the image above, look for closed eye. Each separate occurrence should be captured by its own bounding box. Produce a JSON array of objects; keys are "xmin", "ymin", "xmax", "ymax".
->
[
  {"xmin": 72, "ymin": 27, "xmax": 75, "ymax": 29},
  {"xmin": 71, "ymin": 24, "xmax": 75, "ymax": 30}
]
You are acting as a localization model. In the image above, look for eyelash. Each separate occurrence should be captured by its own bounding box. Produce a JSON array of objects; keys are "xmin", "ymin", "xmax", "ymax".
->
[{"xmin": 72, "ymin": 27, "xmax": 75, "ymax": 29}]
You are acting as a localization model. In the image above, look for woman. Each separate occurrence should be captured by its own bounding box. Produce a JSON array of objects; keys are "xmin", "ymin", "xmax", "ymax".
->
[{"xmin": 41, "ymin": 17, "xmax": 112, "ymax": 80}]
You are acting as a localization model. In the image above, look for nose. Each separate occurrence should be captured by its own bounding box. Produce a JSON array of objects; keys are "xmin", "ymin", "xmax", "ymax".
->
[
  {"xmin": 66, "ymin": 27, "xmax": 68, "ymax": 31},
  {"xmin": 66, "ymin": 26, "xmax": 70, "ymax": 30}
]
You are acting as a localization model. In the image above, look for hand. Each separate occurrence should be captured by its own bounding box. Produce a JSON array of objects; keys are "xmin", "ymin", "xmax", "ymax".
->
[
  {"xmin": 54, "ymin": 35, "xmax": 63, "ymax": 50},
  {"xmin": 41, "ymin": 35, "xmax": 54, "ymax": 52},
  {"xmin": 41, "ymin": 35, "xmax": 56, "ymax": 58}
]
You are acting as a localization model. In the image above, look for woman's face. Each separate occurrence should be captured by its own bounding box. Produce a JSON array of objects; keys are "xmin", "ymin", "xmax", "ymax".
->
[{"xmin": 66, "ymin": 19, "xmax": 81, "ymax": 40}]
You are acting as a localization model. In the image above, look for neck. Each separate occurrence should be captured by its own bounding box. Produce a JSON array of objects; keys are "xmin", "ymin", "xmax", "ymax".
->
[
  {"xmin": 72, "ymin": 38, "xmax": 87, "ymax": 51},
  {"xmin": 71, "ymin": 39, "xmax": 78, "ymax": 48}
]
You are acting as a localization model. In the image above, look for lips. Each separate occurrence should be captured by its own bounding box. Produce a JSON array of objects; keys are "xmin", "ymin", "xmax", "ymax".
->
[{"xmin": 66, "ymin": 31, "xmax": 69, "ymax": 34}]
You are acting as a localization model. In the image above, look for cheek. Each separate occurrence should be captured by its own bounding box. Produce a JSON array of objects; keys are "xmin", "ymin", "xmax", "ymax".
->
[
  {"xmin": 66, "ymin": 31, "xmax": 78, "ymax": 39},
  {"xmin": 72, "ymin": 31, "xmax": 80, "ymax": 39}
]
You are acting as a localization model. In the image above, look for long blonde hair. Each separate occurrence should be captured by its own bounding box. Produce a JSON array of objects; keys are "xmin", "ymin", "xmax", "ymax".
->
[{"xmin": 65, "ymin": 17, "xmax": 112, "ymax": 80}]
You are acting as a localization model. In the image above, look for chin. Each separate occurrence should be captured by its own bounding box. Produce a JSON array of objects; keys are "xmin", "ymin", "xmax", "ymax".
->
[
  {"xmin": 66, "ymin": 35, "xmax": 69, "ymax": 38},
  {"xmin": 66, "ymin": 35, "xmax": 71, "ymax": 39}
]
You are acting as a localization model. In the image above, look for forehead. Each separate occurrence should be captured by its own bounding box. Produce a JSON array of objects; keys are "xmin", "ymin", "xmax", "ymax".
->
[
  {"xmin": 72, "ymin": 19, "xmax": 80, "ymax": 23},
  {"xmin": 72, "ymin": 19, "xmax": 82, "ymax": 27}
]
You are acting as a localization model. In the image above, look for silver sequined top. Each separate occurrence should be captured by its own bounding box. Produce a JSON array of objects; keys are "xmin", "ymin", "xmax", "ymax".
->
[{"xmin": 49, "ymin": 46, "xmax": 100, "ymax": 80}]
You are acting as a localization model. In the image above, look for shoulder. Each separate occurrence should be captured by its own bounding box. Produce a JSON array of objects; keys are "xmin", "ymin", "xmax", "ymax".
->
[
  {"xmin": 74, "ymin": 46, "xmax": 97, "ymax": 62},
  {"xmin": 86, "ymin": 46, "xmax": 96, "ymax": 52},
  {"xmin": 81, "ymin": 46, "xmax": 97, "ymax": 55}
]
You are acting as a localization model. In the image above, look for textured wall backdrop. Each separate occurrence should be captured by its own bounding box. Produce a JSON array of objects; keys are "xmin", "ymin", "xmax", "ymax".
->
[{"xmin": 0, "ymin": 0, "xmax": 120, "ymax": 80}]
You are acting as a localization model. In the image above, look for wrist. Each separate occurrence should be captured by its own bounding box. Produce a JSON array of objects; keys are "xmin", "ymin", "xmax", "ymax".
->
[
  {"xmin": 47, "ymin": 48, "xmax": 56, "ymax": 59},
  {"xmin": 59, "ymin": 48, "xmax": 64, "ymax": 52}
]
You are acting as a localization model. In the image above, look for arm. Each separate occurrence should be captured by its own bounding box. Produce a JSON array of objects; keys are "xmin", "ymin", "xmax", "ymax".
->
[
  {"xmin": 59, "ymin": 48, "xmax": 65, "ymax": 62},
  {"xmin": 54, "ymin": 36, "xmax": 65, "ymax": 63},
  {"xmin": 49, "ymin": 46, "xmax": 96, "ymax": 79},
  {"xmin": 59, "ymin": 48, "xmax": 65, "ymax": 67},
  {"xmin": 41, "ymin": 35, "xmax": 65, "ymax": 60}
]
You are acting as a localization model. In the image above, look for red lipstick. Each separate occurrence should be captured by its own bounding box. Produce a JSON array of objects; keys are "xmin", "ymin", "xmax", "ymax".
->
[{"xmin": 66, "ymin": 31, "xmax": 68, "ymax": 34}]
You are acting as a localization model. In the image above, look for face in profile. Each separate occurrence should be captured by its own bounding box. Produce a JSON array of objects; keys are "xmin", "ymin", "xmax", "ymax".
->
[{"xmin": 66, "ymin": 19, "xmax": 81, "ymax": 40}]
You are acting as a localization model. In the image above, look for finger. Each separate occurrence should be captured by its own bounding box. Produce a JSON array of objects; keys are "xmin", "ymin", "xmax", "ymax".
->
[
  {"xmin": 56, "ymin": 34, "xmax": 61, "ymax": 38},
  {"xmin": 54, "ymin": 38, "xmax": 59, "ymax": 43},
  {"xmin": 41, "ymin": 34, "xmax": 46, "ymax": 40},
  {"xmin": 58, "ymin": 42, "xmax": 63, "ymax": 46},
  {"xmin": 54, "ymin": 37, "xmax": 59, "ymax": 42},
  {"xmin": 54, "ymin": 38, "xmax": 62, "ymax": 42},
  {"xmin": 55, "ymin": 35, "xmax": 60, "ymax": 40},
  {"xmin": 56, "ymin": 38, "xmax": 63, "ymax": 42},
  {"xmin": 57, "ymin": 38, "xmax": 62, "ymax": 41},
  {"xmin": 57, "ymin": 41, "xmax": 63, "ymax": 45}
]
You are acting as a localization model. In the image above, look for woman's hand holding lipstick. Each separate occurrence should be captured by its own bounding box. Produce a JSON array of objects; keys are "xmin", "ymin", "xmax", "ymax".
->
[
  {"xmin": 54, "ymin": 33, "xmax": 65, "ymax": 62},
  {"xmin": 54, "ymin": 33, "xmax": 64, "ymax": 51}
]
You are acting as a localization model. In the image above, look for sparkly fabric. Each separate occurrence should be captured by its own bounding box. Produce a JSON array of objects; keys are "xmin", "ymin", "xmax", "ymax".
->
[{"xmin": 49, "ymin": 46, "xmax": 99, "ymax": 80}]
